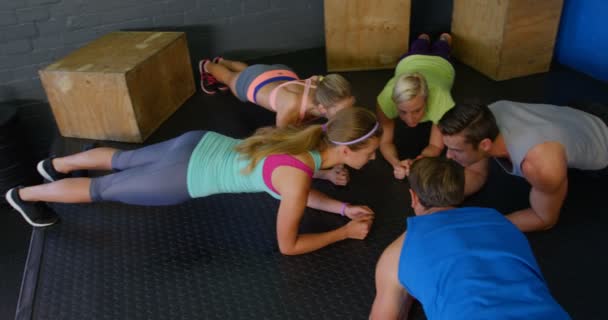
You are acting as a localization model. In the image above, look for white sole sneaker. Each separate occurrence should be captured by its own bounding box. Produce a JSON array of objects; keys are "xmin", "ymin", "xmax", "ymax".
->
[
  {"xmin": 37, "ymin": 160, "xmax": 55, "ymax": 182},
  {"xmin": 198, "ymin": 60, "xmax": 218, "ymax": 95},
  {"xmin": 5, "ymin": 188, "xmax": 55, "ymax": 227}
]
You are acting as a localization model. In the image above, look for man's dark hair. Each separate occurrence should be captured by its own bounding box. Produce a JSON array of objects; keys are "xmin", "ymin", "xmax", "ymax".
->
[{"xmin": 438, "ymin": 103, "xmax": 499, "ymax": 148}]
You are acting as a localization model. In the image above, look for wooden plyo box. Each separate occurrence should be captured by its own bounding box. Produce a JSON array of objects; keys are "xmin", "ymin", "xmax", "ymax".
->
[
  {"xmin": 39, "ymin": 31, "xmax": 195, "ymax": 142},
  {"xmin": 451, "ymin": 0, "xmax": 563, "ymax": 81},
  {"xmin": 324, "ymin": 0, "xmax": 411, "ymax": 72}
]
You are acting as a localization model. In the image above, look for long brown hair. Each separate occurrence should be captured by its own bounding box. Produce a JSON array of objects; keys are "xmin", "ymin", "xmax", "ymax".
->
[{"xmin": 235, "ymin": 107, "xmax": 380, "ymax": 173}]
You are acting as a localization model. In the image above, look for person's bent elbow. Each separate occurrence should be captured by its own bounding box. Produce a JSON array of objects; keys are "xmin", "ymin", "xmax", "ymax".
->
[
  {"xmin": 279, "ymin": 248, "xmax": 298, "ymax": 256},
  {"xmin": 539, "ymin": 214, "xmax": 559, "ymax": 231},
  {"xmin": 278, "ymin": 242, "xmax": 298, "ymax": 256},
  {"xmin": 542, "ymin": 222, "xmax": 557, "ymax": 231},
  {"xmin": 528, "ymin": 208, "xmax": 560, "ymax": 231}
]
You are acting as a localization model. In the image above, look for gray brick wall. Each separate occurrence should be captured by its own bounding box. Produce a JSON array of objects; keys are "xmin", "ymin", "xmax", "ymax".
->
[{"xmin": 0, "ymin": 0, "xmax": 325, "ymax": 102}]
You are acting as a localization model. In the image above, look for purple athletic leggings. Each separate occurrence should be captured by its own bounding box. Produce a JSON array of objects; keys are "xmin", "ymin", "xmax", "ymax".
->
[
  {"xmin": 399, "ymin": 37, "xmax": 452, "ymax": 64},
  {"xmin": 89, "ymin": 131, "xmax": 207, "ymax": 205}
]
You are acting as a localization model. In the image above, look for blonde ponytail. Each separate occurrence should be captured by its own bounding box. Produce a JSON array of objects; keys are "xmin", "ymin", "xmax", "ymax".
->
[
  {"xmin": 235, "ymin": 125, "xmax": 324, "ymax": 173},
  {"xmin": 314, "ymin": 74, "xmax": 352, "ymax": 108},
  {"xmin": 235, "ymin": 107, "xmax": 380, "ymax": 173}
]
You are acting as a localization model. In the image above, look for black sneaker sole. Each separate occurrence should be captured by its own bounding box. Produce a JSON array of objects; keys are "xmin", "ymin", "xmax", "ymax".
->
[
  {"xmin": 201, "ymin": 87, "xmax": 218, "ymax": 95},
  {"xmin": 5, "ymin": 188, "xmax": 56, "ymax": 227},
  {"xmin": 37, "ymin": 160, "xmax": 55, "ymax": 182}
]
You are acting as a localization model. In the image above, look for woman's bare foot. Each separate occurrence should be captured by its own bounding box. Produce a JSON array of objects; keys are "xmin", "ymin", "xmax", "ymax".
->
[
  {"xmin": 418, "ymin": 33, "xmax": 431, "ymax": 41},
  {"xmin": 439, "ymin": 33, "xmax": 452, "ymax": 46}
]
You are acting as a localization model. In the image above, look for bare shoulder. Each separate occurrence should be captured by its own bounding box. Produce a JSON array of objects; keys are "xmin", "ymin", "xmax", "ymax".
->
[
  {"xmin": 371, "ymin": 232, "xmax": 409, "ymax": 319},
  {"xmin": 379, "ymin": 233, "xmax": 406, "ymax": 270},
  {"xmin": 272, "ymin": 166, "xmax": 312, "ymax": 201},
  {"xmin": 522, "ymin": 142, "xmax": 567, "ymax": 187},
  {"xmin": 387, "ymin": 233, "xmax": 406, "ymax": 257},
  {"xmin": 271, "ymin": 152, "xmax": 315, "ymax": 195}
]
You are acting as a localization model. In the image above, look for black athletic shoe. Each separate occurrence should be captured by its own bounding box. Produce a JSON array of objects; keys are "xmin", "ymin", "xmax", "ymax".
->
[
  {"xmin": 37, "ymin": 158, "xmax": 68, "ymax": 182},
  {"xmin": 5, "ymin": 187, "xmax": 58, "ymax": 227}
]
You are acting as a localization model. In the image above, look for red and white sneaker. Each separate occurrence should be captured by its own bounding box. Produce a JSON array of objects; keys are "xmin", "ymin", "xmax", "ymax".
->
[
  {"xmin": 212, "ymin": 56, "xmax": 229, "ymax": 92},
  {"xmin": 198, "ymin": 59, "xmax": 219, "ymax": 95}
]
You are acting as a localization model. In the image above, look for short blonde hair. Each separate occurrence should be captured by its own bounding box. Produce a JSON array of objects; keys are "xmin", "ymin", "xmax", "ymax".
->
[{"xmin": 392, "ymin": 72, "xmax": 428, "ymax": 105}]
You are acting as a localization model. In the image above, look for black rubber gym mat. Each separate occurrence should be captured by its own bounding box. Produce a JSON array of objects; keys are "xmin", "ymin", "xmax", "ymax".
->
[
  {"xmin": 12, "ymin": 49, "xmax": 608, "ymax": 319},
  {"xmin": 17, "ymin": 133, "xmax": 608, "ymax": 319},
  {"xmin": 17, "ymin": 159, "xmax": 428, "ymax": 320}
]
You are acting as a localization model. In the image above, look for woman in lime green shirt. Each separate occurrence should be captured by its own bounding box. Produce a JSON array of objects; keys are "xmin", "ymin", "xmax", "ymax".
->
[{"xmin": 376, "ymin": 33, "xmax": 456, "ymax": 180}]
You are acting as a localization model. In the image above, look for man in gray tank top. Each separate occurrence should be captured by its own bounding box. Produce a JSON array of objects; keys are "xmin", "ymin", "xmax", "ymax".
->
[{"xmin": 436, "ymin": 100, "xmax": 608, "ymax": 232}]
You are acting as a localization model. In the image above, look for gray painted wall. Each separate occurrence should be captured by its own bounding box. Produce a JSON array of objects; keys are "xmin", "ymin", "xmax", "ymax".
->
[{"xmin": 0, "ymin": 0, "xmax": 325, "ymax": 102}]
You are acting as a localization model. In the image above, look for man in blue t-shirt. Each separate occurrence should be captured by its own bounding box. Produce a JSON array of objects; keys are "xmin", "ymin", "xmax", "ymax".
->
[{"xmin": 370, "ymin": 157, "xmax": 569, "ymax": 320}]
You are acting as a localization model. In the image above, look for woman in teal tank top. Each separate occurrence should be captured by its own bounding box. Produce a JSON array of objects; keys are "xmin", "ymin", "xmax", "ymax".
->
[{"xmin": 6, "ymin": 108, "xmax": 382, "ymax": 255}]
